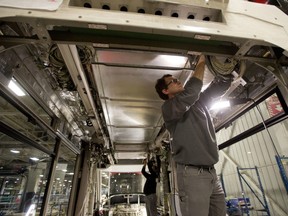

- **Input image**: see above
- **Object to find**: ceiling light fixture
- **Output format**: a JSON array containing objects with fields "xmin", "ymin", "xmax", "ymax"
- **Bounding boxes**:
[
  {"xmin": 8, "ymin": 78, "xmax": 26, "ymax": 96},
  {"xmin": 10, "ymin": 149, "xmax": 20, "ymax": 154}
]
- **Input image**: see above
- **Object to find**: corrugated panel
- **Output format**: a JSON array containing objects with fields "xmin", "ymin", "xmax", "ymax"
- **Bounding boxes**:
[{"xmin": 216, "ymin": 103, "xmax": 288, "ymax": 215}]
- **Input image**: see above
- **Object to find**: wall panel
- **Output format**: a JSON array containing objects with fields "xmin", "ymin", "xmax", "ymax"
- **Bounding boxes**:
[{"xmin": 216, "ymin": 103, "xmax": 288, "ymax": 216}]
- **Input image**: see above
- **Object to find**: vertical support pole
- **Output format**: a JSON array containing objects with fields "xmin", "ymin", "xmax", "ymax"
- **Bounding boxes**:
[
  {"xmin": 74, "ymin": 142, "xmax": 91, "ymax": 215},
  {"xmin": 94, "ymin": 167, "xmax": 102, "ymax": 213},
  {"xmin": 40, "ymin": 137, "xmax": 61, "ymax": 216},
  {"xmin": 18, "ymin": 176, "xmax": 27, "ymax": 212},
  {"xmin": 275, "ymin": 155, "xmax": 288, "ymax": 193},
  {"xmin": 0, "ymin": 177, "xmax": 6, "ymax": 194},
  {"xmin": 162, "ymin": 150, "xmax": 170, "ymax": 215},
  {"xmin": 88, "ymin": 162, "xmax": 96, "ymax": 215},
  {"xmin": 237, "ymin": 167, "xmax": 250, "ymax": 215},
  {"xmin": 67, "ymin": 153, "xmax": 81, "ymax": 216},
  {"xmin": 255, "ymin": 166, "xmax": 271, "ymax": 216}
]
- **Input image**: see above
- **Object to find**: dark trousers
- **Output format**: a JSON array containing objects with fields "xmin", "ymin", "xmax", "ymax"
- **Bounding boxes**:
[{"xmin": 144, "ymin": 193, "xmax": 157, "ymax": 216}]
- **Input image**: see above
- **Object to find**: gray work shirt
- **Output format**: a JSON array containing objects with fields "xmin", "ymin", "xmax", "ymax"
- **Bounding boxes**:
[{"xmin": 162, "ymin": 77, "xmax": 219, "ymax": 166}]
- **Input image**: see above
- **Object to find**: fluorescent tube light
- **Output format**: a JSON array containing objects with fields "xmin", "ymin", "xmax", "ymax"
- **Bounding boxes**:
[
  {"xmin": 10, "ymin": 149, "xmax": 20, "ymax": 153},
  {"xmin": 8, "ymin": 79, "xmax": 26, "ymax": 96}
]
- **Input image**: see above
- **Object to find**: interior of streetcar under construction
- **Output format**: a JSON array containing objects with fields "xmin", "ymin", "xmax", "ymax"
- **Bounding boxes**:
[{"xmin": 0, "ymin": 0, "xmax": 288, "ymax": 215}]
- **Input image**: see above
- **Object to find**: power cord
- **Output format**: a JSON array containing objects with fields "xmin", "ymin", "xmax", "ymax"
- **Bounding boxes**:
[
  {"xmin": 168, "ymin": 134, "xmax": 179, "ymax": 216},
  {"xmin": 252, "ymin": 99, "xmax": 281, "ymax": 158}
]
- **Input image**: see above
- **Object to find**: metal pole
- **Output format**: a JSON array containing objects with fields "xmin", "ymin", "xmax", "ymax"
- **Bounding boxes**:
[
  {"xmin": 67, "ymin": 153, "xmax": 81, "ymax": 216},
  {"xmin": 40, "ymin": 137, "xmax": 61, "ymax": 216},
  {"xmin": 255, "ymin": 166, "xmax": 271, "ymax": 216},
  {"xmin": 236, "ymin": 167, "xmax": 250, "ymax": 216}
]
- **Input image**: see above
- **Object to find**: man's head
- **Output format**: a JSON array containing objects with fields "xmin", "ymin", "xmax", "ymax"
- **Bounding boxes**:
[
  {"xmin": 148, "ymin": 160, "xmax": 158, "ymax": 173},
  {"xmin": 155, "ymin": 74, "xmax": 184, "ymax": 100},
  {"xmin": 148, "ymin": 160, "xmax": 155, "ymax": 167}
]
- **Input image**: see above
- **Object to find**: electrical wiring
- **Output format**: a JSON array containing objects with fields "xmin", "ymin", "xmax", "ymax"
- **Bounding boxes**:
[
  {"xmin": 49, "ymin": 44, "xmax": 65, "ymax": 68},
  {"xmin": 168, "ymin": 133, "xmax": 180, "ymax": 216},
  {"xmin": 253, "ymin": 99, "xmax": 281, "ymax": 158},
  {"xmin": 206, "ymin": 56, "xmax": 239, "ymax": 80},
  {"xmin": 77, "ymin": 45, "xmax": 94, "ymax": 64},
  {"xmin": 48, "ymin": 45, "xmax": 75, "ymax": 90}
]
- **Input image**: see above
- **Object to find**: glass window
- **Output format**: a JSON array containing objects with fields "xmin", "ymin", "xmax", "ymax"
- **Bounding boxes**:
[
  {"xmin": 0, "ymin": 95, "xmax": 55, "ymax": 152},
  {"xmin": 0, "ymin": 131, "xmax": 51, "ymax": 215},
  {"xmin": 264, "ymin": 93, "xmax": 284, "ymax": 118},
  {"xmin": 6, "ymin": 77, "xmax": 53, "ymax": 127},
  {"xmin": 102, "ymin": 172, "xmax": 146, "ymax": 215},
  {"xmin": 46, "ymin": 145, "xmax": 76, "ymax": 215},
  {"xmin": 217, "ymin": 93, "xmax": 285, "ymax": 144},
  {"xmin": 109, "ymin": 172, "xmax": 143, "ymax": 195}
]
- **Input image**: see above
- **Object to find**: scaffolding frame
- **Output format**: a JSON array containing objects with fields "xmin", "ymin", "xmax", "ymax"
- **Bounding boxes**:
[
  {"xmin": 237, "ymin": 166, "xmax": 270, "ymax": 216},
  {"xmin": 275, "ymin": 156, "xmax": 288, "ymax": 193}
]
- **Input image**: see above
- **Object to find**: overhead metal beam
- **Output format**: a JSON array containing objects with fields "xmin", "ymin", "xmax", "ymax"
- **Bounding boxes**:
[
  {"xmin": 0, "ymin": 81, "xmax": 57, "ymax": 139},
  {"xmin": 0, "ymin": 121, "xmax": 53, "ymax": 155},
  {"xmin": 0, "ymin": 0, "xmax": 287, "ymax": 52},
  {"xmin": 48, "ymin": 28, "xmax": 239, "ymax": 56},
  {"xmin": 0, "ymin": 29, "xmax": 238, "ymax": 56},
  {"xmin": 57, "ymin": 44, "xmax": 106, "ymax": 139}
]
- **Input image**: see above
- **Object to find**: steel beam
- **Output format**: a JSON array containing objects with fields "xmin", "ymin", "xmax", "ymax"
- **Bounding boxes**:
[{"xmin": 0, "ymin": 0, "xmax": 288, "ymax": 55}]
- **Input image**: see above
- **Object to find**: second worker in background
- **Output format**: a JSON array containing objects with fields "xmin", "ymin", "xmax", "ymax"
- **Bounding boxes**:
[{"xmin": 141, "ymin": 158, "xmax": 160, "ymax": 216}]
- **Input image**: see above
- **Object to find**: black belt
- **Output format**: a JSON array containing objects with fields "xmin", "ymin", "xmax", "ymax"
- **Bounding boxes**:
[{"xmin": 184, "ymin": 164, "xmax": 214, "ymax": 170}]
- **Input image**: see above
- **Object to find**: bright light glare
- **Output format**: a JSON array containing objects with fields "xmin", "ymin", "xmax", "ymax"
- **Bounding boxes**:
[
  {"xmin": 30, "ymin": 157, "xmax": 39, "ymax": 161},
  {"xmin": 8, "ymin": 79, "xmax": 26, "ymax": 96},
  {"xmin": 10, "ymin": 149, "xmax": 20, "ymax": 154},
  {"xmin": 210, "ymin": 100, "xmax": 230, "ymax": 110},
  {"xmin": 141, "ymin": 207, "xmax": 147, "ymax": 216},
  {"xmin": 156, "ymin": 55, "xmax": 187, "ymax": 67},
  {"xmin": 25, "ymin": 204, "xmax": 36, "ymax": 216}
]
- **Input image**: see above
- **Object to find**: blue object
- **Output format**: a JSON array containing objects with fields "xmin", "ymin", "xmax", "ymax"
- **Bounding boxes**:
[{"xmin": 226, "ymin": 198, "xmax": 251, "ymax": 216}]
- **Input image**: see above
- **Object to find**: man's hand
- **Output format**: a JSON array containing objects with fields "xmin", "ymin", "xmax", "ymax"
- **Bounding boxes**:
[
  {"xmin": 143, "ymin": 158, "xmax": 147, "ymax": 165},
  {"xmin": 198, "ymin": 55, "xmax": 205, "ymax": 64},
  {"xmin": 192, "ymin": 55, "xmax": 205, "ymax": 81}
]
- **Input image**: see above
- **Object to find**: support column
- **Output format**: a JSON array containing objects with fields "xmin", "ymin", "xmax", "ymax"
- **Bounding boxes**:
[
  {"xmin": 95, "ymin": 168, "xmax": 102, "ymax": 211},
  {"xmin": 74, "ymin": 141, "xmax": 91, "ymax": 216},
  {"xmin": 87, "ymin": 162, "xmax": 96, "ymax": 216},
  {"xmin": 40, "ymin": 137, "xmax": 61, "ymax": 216},
  {"xmin": 162, "ymin": 149, "xmax": 171, "ymax": 216},
  {"xmin": 22, "ymin": 167, "xmax": 42, "ymax": 212}
]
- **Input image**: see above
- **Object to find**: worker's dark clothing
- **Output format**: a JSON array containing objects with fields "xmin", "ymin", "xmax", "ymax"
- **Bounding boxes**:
[
  {"xmin": 162, "ymin": 76, "xmax": 230, "ymax": 216},
  {"xmin": 142, "ymin": 162, "xmax": 157, "ymax": 195},
  {"xmin": 142, "ymin": 161, "xmax": 158, "ymax": 216}
]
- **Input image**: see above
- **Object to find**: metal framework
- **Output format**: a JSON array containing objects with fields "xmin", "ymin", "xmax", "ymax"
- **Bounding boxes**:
[
  {"xmin": 237, "ymin": 166, "xmax": 271, "ymax": 216},
  {"xmin": 0, "ymin": 0, "xmax": 288, "ymax": 56},
  {"xmin": 1, "ymin": 1, "xmax": 288, "ymax": 215}
]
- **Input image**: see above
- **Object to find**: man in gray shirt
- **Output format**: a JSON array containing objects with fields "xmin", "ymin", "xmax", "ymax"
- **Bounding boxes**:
[{"xmin": 155, "ymin": 55, "xmax": 230, "ymax": 216}]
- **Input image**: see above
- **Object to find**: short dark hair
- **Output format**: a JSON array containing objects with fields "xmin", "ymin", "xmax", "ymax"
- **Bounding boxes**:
[{"xmin": 155, "ymin": 74, "xmax": 172, "ymax": 100}]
